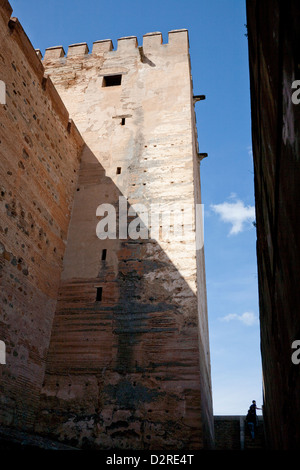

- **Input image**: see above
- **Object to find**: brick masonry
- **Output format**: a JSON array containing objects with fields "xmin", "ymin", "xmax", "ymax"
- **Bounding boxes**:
[{"xmin": 0, "ymin": 1, "xmax": 84, "ymax": 430}]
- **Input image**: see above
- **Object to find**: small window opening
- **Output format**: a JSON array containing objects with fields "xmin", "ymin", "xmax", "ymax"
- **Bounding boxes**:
[
  {"xmin": 116, "ymin": 167, "xmax": 121, "ymax": 175},
  {"xmin": 121, "ymin": 118, "xmax": 126, "ymax": 126},
  {"xmin": 101, "ymin": 249, "xmax": 107, "ymax": 261},
  {"xmin": 96, "ymin": 287, "xmax": 102, "ymax": 301},
  {"xmin": 102, "ymin": 75, "xmax": 122, "ymax": 87}
]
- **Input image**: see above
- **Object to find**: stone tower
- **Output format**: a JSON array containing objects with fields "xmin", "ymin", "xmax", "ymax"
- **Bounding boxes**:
[{"xmin": 1, "ymin": 17, "xmax": 213, "ymax": 448}]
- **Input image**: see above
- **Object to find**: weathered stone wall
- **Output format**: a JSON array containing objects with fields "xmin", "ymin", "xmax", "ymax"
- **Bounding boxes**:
[
  {"xmin": 246, "ymin": 0, "xmax": 300, "ymax": 450},
  {"xmin": 36, "ymin": 31, "xmax": 213, "ymax": 449},
  {"xmin": 0, "ymin": 0, "xmax": 84, "ymax": 430}
]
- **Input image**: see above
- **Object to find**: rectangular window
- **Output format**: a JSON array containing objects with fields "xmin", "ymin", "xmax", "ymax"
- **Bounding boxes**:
[
  {"xmin": 101, "ymin": 249, "xmax": 107, "ymax": 261},
  {"xmin": 96, "ymin": 287, "xmax": 102, "ymax": 301},
  {"xmin": 116, "ymin": 167, "xmax": 121, "ymax": 175},
  {"xmin": 121, "ymin": 118, "xmax": 126, "ymax": 126},
  {"xmin": 102, "ymin": 74, "xmax": 122, "ymax": 87}
]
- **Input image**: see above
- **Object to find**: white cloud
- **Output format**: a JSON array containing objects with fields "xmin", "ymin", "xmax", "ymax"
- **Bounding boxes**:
[
  {"xmin": 210, "ymin": 198, "xmax": 255, "ymax": 235},
  {"xmin": 220, "ymin": 311, "xmax": 258, "ymax": 326}
]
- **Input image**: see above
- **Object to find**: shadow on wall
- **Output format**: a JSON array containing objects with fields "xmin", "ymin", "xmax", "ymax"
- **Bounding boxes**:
[{"xmin": 35, "ymin": 145, "xmax": 213, "ymax": 450}]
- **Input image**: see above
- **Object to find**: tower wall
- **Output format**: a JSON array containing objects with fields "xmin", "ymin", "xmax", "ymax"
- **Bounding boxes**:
[
  {"xmin": 36, "ymin": 30, "xmax": 214, "ymax": 449},
  {"xmin": 0, "ymin": 0, "xmax": 84, "ymax": 430}
]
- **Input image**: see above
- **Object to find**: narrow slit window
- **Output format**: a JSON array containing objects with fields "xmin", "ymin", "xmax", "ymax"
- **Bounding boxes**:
[
  {"xmin": 121, "ymin": 118, "xmax": 126, "ymax": 126},
  {"xmin": 116, "ymin": 167, "xmax": 121, "ymax": 175},
  {"xmin": 101, "ymin": 249, "xmax": 107, "ymax": 261},
  {"xmin": 102, "ymin": 74, "xmax": 122, "ymax": 87},
  {"xmin": 96, "ymin": 287, "xmax": 102, "ymax": 301}
]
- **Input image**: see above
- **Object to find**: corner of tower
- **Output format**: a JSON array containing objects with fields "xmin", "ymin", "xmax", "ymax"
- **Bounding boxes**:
[
  {"xmin": 142, "ymin": 28, "xmax": 189, "ymax": 54},
  {"xmin": 168, "ymin": 29, "xmax": 189, "ymax": 52}
]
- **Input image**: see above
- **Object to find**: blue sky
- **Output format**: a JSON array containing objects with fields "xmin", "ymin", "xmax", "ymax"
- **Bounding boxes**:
[{"xmin": 9, "ymin": 0, "xmax": 263, "ymax": 416}]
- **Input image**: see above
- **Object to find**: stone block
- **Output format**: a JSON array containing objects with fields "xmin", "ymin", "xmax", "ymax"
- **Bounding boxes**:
[
  {"xmin": 67, "ymin": 42, "xmax": 89, "ymax": 58},
  {"xmin": 92, "ymin": 39, "xmax": 113, "ymax": 54},
  {"xmin": 44, "ymin": 46, "xmax": 65, "ymax": 61}
]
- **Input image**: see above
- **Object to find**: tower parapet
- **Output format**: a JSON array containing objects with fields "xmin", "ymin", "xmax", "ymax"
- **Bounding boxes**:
[{"xmin": 42, "ymin": 29, "xmax": 189, "ymax": 62}]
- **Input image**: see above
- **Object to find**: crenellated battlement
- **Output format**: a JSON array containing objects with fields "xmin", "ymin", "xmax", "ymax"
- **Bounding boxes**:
[{"xmin": 42, "ymin": 29, "xmax": 189, "ymax": 62}]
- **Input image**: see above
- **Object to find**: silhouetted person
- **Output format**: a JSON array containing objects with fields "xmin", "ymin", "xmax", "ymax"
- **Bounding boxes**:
[{"xmin": 246, "ymin": 400, "xmax": 261, "ymax": 440}]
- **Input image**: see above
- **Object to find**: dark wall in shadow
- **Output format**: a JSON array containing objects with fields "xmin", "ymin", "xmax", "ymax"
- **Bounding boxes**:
[{"xmin": 246, "ymin": 0, "xmax": 300, "ymax": 450}]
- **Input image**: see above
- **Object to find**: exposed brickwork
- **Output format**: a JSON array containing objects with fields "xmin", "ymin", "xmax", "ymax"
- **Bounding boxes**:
[{"xmin": 0, "ymin": 1, "xmax": 84, "ymax": 430}]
